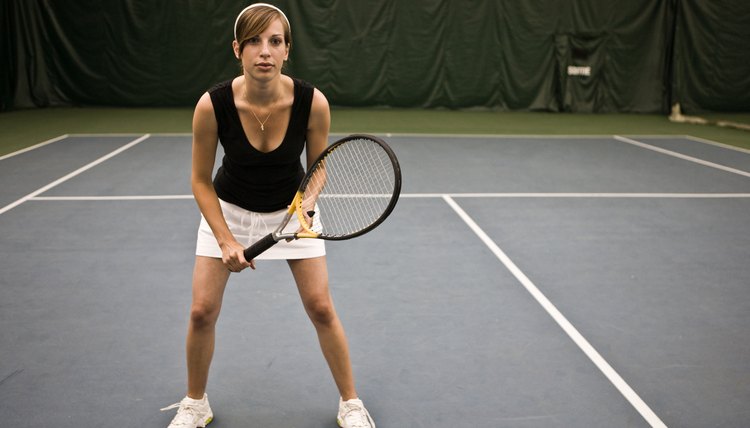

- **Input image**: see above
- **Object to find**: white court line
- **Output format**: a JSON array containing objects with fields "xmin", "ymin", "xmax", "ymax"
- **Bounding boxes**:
[
  {"xmin": 66, "ymin": 133, "xmax": 193, "ymax": 137},
  {"xmin": 614, "ymin": 135, "xmax": 750, "ymax": 178},
  {"xmin": 442, "ymin": 195, "xmax": 668, "ymax": 428},
  {"xmin": 25, "ymin": 192, "xmax": 750, "ymax": 202},
  {"xmin": 31, "ymin": 195, "xmax": 193, "ymax": 201},
  {"xmin": 404, "ymin": 193, "xmax": 750, "ymax": 199},
  {"xmin": 684, "ymin": 135, "xmax": 750, "ymax": 155},
  {"xmin": 0, "ymin": 134, "xmax": 151, "ymax": 215},
  {"xmin": 375, "ymin": 133, "xmax": 718, "ymax": 139},
  {"xmin": 0, "ymin": 134, "xmax": 69, "ymax": 161},
  {"xmin": 58, "ymin": 132, "xmax": 687, "ymax": 140}
]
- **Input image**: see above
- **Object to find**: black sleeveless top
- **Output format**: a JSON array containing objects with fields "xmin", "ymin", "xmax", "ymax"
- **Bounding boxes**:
[{"xmin": 208, "ymin": 78, "xmax": 314, "ymax": 212}]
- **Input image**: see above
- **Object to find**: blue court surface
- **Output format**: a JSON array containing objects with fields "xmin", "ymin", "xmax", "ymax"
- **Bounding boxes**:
[{"xmin": 1, "ymin": 134, "xmax": 749, "ymax": 427}]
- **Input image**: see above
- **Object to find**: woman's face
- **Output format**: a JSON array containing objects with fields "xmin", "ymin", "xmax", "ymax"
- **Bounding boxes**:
[{"xmin": 234, "ymin": 18, "xmax": 289, "ymax": 80}]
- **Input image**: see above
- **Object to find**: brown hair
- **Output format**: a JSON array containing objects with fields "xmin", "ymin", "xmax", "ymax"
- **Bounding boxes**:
[{"xmin": 234, "ymin": 5, "xmax": 292, "ymax": 54}]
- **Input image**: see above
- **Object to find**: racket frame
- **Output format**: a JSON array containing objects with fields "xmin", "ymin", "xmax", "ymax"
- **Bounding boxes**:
[{"xmin": 243, "ymin": 134, "xmax": 401, "ymax": 260}]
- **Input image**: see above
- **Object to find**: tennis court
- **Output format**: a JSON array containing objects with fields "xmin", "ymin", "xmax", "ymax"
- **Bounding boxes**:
[{"xmin": 1, "ymin": 132, "xmax": 748, "ymax": 427}]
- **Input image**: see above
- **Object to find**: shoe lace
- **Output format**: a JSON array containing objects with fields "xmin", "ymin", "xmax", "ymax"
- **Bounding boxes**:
[
  {"xmin": 160, "ymin": 401, "xmax": 200, "ymax": 426},
  {"xmin": 341, "ymin": 402, "xmax": 372, "ymax": 428}
]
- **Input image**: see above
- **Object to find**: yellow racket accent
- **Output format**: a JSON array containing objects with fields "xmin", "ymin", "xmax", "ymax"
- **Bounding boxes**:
[{"xmin": 292, "ymin": 191, "xmax": 319, "ymax": 239}]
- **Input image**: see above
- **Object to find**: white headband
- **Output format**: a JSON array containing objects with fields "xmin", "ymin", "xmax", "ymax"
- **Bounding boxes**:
[{"xmin": 233, "ymin": 3, "xmax": 291, "ymax": 40}]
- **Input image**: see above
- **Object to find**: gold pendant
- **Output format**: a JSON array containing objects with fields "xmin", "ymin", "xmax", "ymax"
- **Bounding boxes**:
[{"xmin": 261, "ymin": 124, "xmax": 265, "ymax": 131}]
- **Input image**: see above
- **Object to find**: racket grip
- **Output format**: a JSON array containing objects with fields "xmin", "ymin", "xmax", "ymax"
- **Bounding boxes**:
[{"xmin": 243, "ymin": 233, "xmax": 278, "ymax": 261}]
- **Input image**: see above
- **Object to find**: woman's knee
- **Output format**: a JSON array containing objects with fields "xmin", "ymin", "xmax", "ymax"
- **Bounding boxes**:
[
  {"xmin": 305, "ymin": 297, "xmax": 337, "ymax": 327},
  {"xmin": 190, "ymin": 302, "xmax": 220, "ymax": 329}
]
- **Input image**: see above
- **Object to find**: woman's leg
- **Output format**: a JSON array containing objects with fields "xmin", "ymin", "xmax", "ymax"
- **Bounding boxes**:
[
  {"xmin": 186, "ymin": 256, "xmax": 231, "ymax": 399},
  {"xmin": 288, "ymin": 256, "xmax": 358, "ymax": 400}
]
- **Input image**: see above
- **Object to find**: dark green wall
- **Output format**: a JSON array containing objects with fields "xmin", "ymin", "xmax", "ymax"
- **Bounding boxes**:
[{"xmin": 2, "ymin": 1, "xmax": 748, "ymax": 112}]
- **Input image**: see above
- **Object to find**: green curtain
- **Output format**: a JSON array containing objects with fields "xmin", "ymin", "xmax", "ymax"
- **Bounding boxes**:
[
  {"xmin": 671, "ymin": 0, "xmax": 750, "ymax": 112},
  {"xmin": 2, "ymin": 0, "xmax": 748, "ymax": 112}
]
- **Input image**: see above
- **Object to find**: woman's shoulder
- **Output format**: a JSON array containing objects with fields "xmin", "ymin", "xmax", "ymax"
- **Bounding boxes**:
[
  {"xmin": 290, "ymin": 76, "xmax": 313, "ymax": 89},
  {"xmin": 207, "ymin": 78, "xmax": 237, "ymax": 95}
]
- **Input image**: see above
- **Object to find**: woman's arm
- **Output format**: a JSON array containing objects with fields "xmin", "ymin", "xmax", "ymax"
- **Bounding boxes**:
[
  {"xmin": 305, "ymin": 88, "xmax": 331, "ymax": 167},
  {"xmin": 191, "ymin": 92, "xmax": 254, "ymax": 270}
]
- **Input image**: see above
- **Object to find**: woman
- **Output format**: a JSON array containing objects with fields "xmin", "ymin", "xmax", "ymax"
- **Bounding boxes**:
[{"xmin": 162, "ymin": 4, "xmax": 375, "ymax": 428}]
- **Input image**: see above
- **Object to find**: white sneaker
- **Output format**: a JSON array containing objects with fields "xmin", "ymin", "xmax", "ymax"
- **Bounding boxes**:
[
  {"xmin": 337, "ymin": 397, "xmax": 376, "ymax": 428},
  {"xmin": 161, "ymin": 394, "xmax": 214, "ymax": 428}
]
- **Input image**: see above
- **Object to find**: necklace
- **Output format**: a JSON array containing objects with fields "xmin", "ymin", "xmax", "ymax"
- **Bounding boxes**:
[{"xmin": 249, "ymin": 107, "xmax": 272, "ymax": 131}]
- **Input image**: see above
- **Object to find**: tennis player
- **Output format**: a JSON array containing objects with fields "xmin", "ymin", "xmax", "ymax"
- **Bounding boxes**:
[{"xmin": 161, "ymin": 4, "xmax": 375, "ymax": 428}]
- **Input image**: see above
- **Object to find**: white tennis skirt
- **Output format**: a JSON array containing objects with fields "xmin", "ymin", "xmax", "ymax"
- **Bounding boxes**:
[{"xmin": 195, "ymin": 199, "xmax": 325, "ymax": 260}]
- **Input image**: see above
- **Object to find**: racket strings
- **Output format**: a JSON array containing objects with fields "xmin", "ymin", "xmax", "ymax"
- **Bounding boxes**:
[
  {"xmin": 309, "ymin": 138, "xmax": 397, "ymax": 237},
  {"xmin": 330, "ymin": 142, "xmax": 387, "ymax": 219}
]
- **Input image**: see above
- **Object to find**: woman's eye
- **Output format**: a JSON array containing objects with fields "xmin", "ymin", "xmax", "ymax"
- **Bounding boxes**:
[{"xmin": 270, "ymin": 38, "xmax": 283, "ymax": 46}]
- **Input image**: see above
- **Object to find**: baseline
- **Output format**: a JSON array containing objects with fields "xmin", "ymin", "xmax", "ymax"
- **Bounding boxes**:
[{"xmin": 25, "ymin": 192, "xmax": 750, "ymax": 202}]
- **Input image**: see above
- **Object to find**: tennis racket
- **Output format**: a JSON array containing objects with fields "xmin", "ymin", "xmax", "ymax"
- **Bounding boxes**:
[{"xmin": 243, "ymin": 134, "xmax": 402, "ymax": 261}]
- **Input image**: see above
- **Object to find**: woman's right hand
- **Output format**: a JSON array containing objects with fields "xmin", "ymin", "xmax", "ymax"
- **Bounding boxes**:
[{"xmin": 220, "ymin": 239, "xmax": 255, "ymax": 272}]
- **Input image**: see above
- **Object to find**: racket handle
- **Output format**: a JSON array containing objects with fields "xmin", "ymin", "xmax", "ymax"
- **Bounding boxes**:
[{"xmin": 243, "ymin": 233, "xmax": 278, "ymax": 261}]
